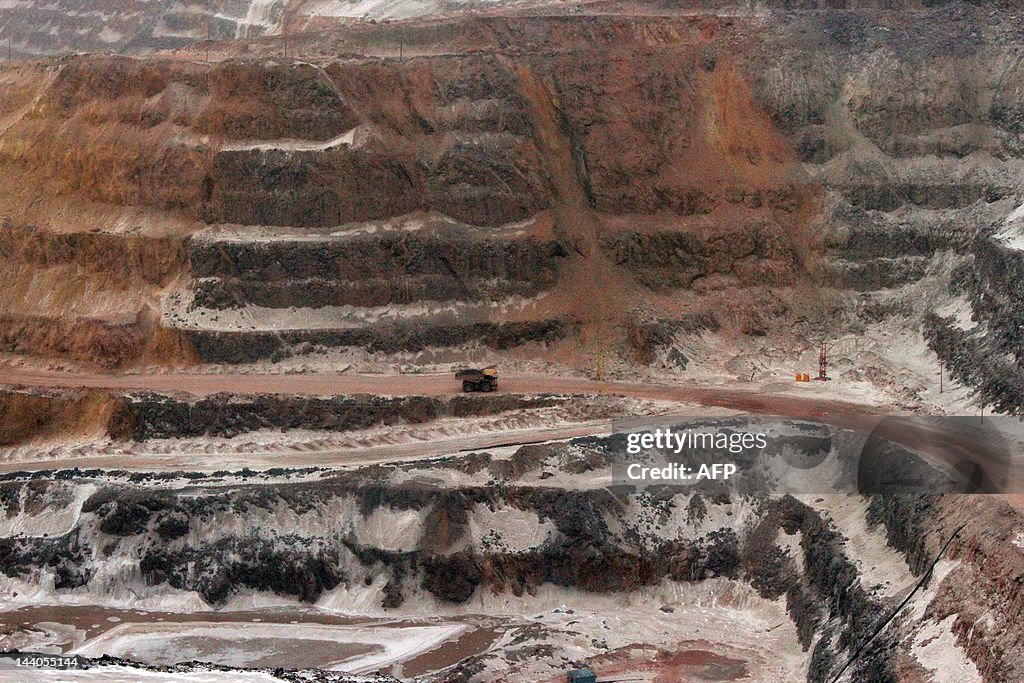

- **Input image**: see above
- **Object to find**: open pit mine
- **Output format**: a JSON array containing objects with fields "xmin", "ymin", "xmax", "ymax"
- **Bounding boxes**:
[{"xmin": 2, "ymin": 1, "xmax": 1024, "ymax": 682}]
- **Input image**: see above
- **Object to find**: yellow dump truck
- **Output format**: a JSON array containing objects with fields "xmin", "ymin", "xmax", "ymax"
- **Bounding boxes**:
[{"xmin": 455, "ymin": 366, "xmax": 498, "ymax": 392}]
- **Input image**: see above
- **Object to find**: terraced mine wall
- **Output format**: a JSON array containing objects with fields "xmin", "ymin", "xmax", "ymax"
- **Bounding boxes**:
[
  {"xmin": 205, "ymin": 142, "xmax": 549, "ymax": 229},
  {"xmin": 0, "ymin": 314, "xmax": 152, "ymax": 369},
  {"xmin": 0, "ymin": 59, "xmax": 360, "ymax": 219},
  {"xmin": 924, "ymin": 234, "xmax": 1024, "ymax": 413},
  {"xmin": 0, "ymin": 57, "xmax": 357, "ymax": 222},
  {"xmin": 835, "ymin": 185, "xmax": 1009, "ymax": 213},
  {"xmin": 599, "ymin": 222, "xmax": 800, "ymax": 289},
  {"xmin": 185, "ymin": 318, "xmax": 575, "ymax": 364},
  {"xmin": 124, "ymin": 391, "xmax": 563, "ymax": 440},
  {"xmin": 0, "ymin": 389, "xmax": 132, "ymax": 446},
  {"xmin": 738, "ymin": 3, "xmax": 1024, "ymax": 299},
  {"xmin": 961, "ymin": 235, "xmax": 1024, "ymax": 364},
  {"xmin": 0, "ymin": 219, "xmax": 194, "ymax": 367},
  {"xmin": 867, "ymin": 493, "xmax": 1024, "ymax": 683},
  {"xmin": 2, "ymin": 429, "xmax": 1012, "ymax": 680},
  {"xmin": 0, "ymin": 223, "xmax": 187, "ymax": 286},
  {"xmin": 924, "ymin": 315, "xmax": 1024, "ymax": 414},
  {"xmin": 189, "ymin": 231, "xmax": 568, "ymax": 309},
  {"xmin": 0, "ymin": 478, "xmax": 890, "ymax": 677},
  {"xmin": 7, "ymin": 1, "xmax": 1024, "ymax": 58},
  {"xmin": 0, "ymin": 389, "xmax": 565, "ymax": 444},
  {"xmin": 2, "ymin": 7, "xmax": 1024, "ymax": 391}
]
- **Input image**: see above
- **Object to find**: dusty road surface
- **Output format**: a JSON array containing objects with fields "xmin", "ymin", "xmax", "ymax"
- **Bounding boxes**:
[
  {"xmin": 0, "ymin": 366, "xmax": 914, "ymax": 474},
  {"xmin": 4, "ymin": 371, "xmax": 1012, "ymax": 492},
  {"xmin": 0, "ymin": 367, "xmax": 886, "ymax": 421}
]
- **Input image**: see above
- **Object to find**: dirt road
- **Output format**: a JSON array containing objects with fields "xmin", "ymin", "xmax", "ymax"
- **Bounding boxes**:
[
  {"xmin": 4, "ymin": 367, "xmax": 1020, "ymax": 500},
  {"xmin": 0, "ymin": 366, "xmax": 887, "ymax": 423}
]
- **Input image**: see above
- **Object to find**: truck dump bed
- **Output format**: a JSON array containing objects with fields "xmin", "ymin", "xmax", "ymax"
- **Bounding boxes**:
[{"xmin": 455, "ymin": 366, "xmax": 498, "ymax": 392}]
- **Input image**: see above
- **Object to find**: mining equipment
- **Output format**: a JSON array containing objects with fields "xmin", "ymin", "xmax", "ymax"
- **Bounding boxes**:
[
  {"xmin": 815, "ymin": 340, "xmax": 832, "ymax": 381},
  {"xmin": 456, "ymin": 366, "xmax": 498, "ymax": 392},
  {"xmin": 565, "ymin": 668, "xmax": 641, "ymax": 683}
]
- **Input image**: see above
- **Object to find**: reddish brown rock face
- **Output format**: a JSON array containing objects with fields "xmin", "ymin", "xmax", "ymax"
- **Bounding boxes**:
[
  {"xmin": 0, "ymin": 16, "xmax": 821, "ymax": 370},
  {"xmin": 0, "ymin": 7, "xmax": 1021, "ymax": 389}
]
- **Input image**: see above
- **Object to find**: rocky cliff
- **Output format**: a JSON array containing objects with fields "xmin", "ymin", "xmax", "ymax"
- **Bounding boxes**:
[
  {"xmin": 1, "ymin": 6, "xmax": 1022, "ymax": 394},
  {"xmin": 0, "ymin": 420, "xmax": 1012, "ymax": 681}
]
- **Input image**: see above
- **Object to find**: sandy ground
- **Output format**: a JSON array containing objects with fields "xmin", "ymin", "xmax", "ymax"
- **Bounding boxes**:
[{"xmin": 0, "ymin": 604, "xmax": 499, "ymax": 678}]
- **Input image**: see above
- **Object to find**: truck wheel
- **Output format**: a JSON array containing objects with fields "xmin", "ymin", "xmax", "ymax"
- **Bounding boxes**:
[{"xmin": 462, "ymin": 380, "xmax": 474, "ymax": 392}]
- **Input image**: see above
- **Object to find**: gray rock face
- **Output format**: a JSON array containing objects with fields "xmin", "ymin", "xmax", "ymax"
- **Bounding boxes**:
[
  {"xmin": 125, "ymin": 391, "xmax": 564, "ymax": 439},
  {"xmin": 186, "ymin": 317, "xmax": 574, "ymax": 363},
  {"xmin": 190, "ymin": 227, "xmax": 567, "ymax": 309},
  {"xmin": 2, "ymin": 419, "xmax": 1015, "ymax": 681}
]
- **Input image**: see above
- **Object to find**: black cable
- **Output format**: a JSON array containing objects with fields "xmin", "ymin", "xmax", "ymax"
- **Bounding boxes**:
[{"xmin": 829, "ymin": 522, "xmax": 968, "ymax": 683}]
